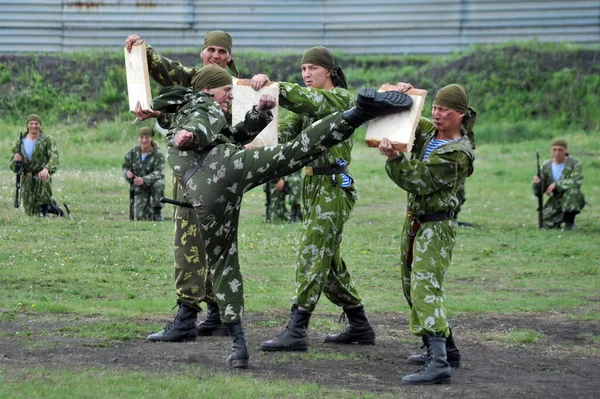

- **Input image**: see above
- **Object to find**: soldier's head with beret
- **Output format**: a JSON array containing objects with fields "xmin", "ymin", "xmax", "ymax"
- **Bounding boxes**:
[
  {"xmin": 201, "ymin": 30, "xmax": 238, "ymax": 77},
  {"xmin": 300, "ymin": 46, "xmax": 348, "ymax": 90},
  {"xmin": 551, "ymin": 138, "xmax": 568, "ymax": 163},
  {"xmin": 26, "ymin": 114, "xmax": 42, "ymax": 137},
  {"xmin": 192, "ymin": 64, "xmax": 234, "ymax": 112}
]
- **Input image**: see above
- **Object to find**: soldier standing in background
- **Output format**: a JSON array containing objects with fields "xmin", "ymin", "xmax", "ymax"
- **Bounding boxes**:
[
  {"xmin": 122, "ymin": 127, "xmax": 165, "ymax": 221},
  {"xmin": 533, "ymin": 138, "xmax": 585, "ymax": 230},
  {"xmin": 10, "ymin": 114, "xmax": 63, "ymax": 217},
  {"xmin": 125, "ymin": 30, "xmax": 238, "ymax": 337},
  {"xmin": 268, "ymin": 171, "xmax": 303, "ymax": 223}
]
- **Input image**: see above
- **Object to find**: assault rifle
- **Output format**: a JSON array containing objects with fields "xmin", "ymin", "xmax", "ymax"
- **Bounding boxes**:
[
  {"xmin": 129, "ymin": 178, "xmax": 135, "ymax": 221},
  {"xmin": 13, "ymin": 132, "xmax": 24, "ymax": 208},
  {"xmin": 535, "ymin": 150, "xmax": 544, "ymax": 229},
  {"xmin": 263, "ymin": 181, "xmax": 271, "ymax": 223}
]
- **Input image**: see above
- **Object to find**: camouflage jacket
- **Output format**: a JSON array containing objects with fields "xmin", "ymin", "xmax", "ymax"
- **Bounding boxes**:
[
  {"xmin": 151, "ymin": 86, "xmax": 272, "ymax": 179},
  {"xmin": 277, "ymin": 82, "xmax": 355, "ymax": 168},
  {"xmin": 122, "ymin": 143, "xmax": 165, "ymax": 186},
  {"xmin": 533, "ymin": 155, "xmax": 583, "ymax": 196},
  {"xmin": 385, "ymin": 118, "xmax": 475, "ymax": 214},
  {"xmin": 10, "ymin": 132, "xmax": 59, "ymax": 175}
]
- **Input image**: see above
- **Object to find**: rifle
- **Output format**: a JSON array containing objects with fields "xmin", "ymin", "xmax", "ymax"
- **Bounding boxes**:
[
  {"xmin": 13, "ymin": 132, "xmax": 24, "ymax": 208},
  {"xmin": 160, "ymin": 196, "xmax": 193, "ymax": 208},
  {"xmin": 535, "ymin": 150, "xmax": 544, "ymax": 229},
  {"xmin": 129, "ymin": 177, "xmax": 135, "ymax": 221},
  {"xmin": 263, "ymin": 181, "xmax": 271, "ymax": 223}
]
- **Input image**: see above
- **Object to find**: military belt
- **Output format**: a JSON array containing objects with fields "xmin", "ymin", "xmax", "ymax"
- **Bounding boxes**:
[
  {"xmin": 406, "ymin": 210, "xmax": 455, "ymax": 223},
  {"xmin": 305, "ymin": 165, "xmax": 348, "ymax": 176}
]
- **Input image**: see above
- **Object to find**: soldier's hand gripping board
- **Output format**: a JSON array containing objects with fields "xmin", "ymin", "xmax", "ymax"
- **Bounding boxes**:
[{"xmin": 365, "ymin": 84, "xmax": 427, "ymax": 152}]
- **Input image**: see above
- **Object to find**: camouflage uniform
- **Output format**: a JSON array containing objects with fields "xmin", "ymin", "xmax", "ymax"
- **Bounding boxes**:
[
  {"xmin": 153, "ymin": 86, "xmax": 357, "ymax": 323},
  {"xmin": 277, "ymin": 82, "xmax": 363, "ymax": 312},
  {"xmin": 269, "ymin": 171, "xmax": 302, "ymax": 223},
  {"xmin": 385, "ymin": 118, "xmax": 474, "ymax": 337},
  {"xmin": 9, "ymin": 132, "xmax": 59, "ymax": 216},
  {"xmin": 122, "ymin": 143, "xmax": 165, "ymax": 221},
  {"xmin": 145, "ymin": 47, "xmax": 230, "ymax": 310},
  {"xmin": 533, "ymin": 156, "xmax": 585, "ymax": 228}
]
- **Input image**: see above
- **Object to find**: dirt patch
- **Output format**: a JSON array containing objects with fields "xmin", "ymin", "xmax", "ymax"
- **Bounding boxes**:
[{"xmin": 1, "ymin": 311, "xmax": 598, "ymax": 398}]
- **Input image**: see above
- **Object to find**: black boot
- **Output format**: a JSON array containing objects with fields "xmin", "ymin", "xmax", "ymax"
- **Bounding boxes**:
[
  {"xmin": 324, "ymin": 303, "xmax": 376, "ymax": 345},
  {"xmin": 407, "ymin": 330, "xmax": 461, "ymax": 368},
  {"xmin": 563, "ymin": 212, "xmax": 576, "ymax": 231},
  {"xmin": 260, "ymin": 305, "xmax": 311, "ymax": 352},
  {"xmin": 226, "ymin": 321, "xmax": 249, "ymax": 369},
  {"xmin": 290, "ymin": 203, "xmax": 302, "ymax": 223},
  {"xmin": 146, "ymin": 302, "xmax": 198, "ymax": 342},
  {"xmin": 402, "ymin": 336, "xmax": 452, "ymax": 385},
  {"xmin": 342, "ymin": 87, "xmax": 413, "ymax": 128},
  {"xmin": 197, "ymin": 301, "xmax": 230, "ymax": 336},
  {"xmin": 152, "ymin": 211, "xmax": 164, "ymax": 221}
]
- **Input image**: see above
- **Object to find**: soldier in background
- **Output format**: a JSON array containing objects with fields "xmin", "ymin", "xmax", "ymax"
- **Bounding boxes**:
[
  {"xmin": 269, "ymin": 171, "xmax": 303, "ymax": 223},
  {"xmin": 533, "ymin": 138, "xmax": 585, "ymax": 230},
  {"xmin": 10, "ymin": 114, "xmax": 63, "ymax": 217},
  {"xmin": 125, "ymin": 30, "xmax": 238, "ymax": 337},
  {"xmin": 122, "ymin": 127, "xmax": 165, "ymax": 221}
]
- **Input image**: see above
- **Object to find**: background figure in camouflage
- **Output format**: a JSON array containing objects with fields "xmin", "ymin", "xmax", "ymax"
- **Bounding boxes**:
[
  {"xmin": 150, "ymin": 64, "xmax": 412, "ymax": 368},
  {"xmin": 379, "ymin": 83, "xmax": 476, "ymax": 385},
  {"xmin": 269, "ymin": 171, "xmax": 303, "ymax": 223},
  {"xmin": 533, "ymin": 138, "xmax": 585, "ymax": 230},
  {"xmin": 125, "ymin": 31, "xmax": 237, "ymax": 336},
  {"xmin": 9, "ymin": 114, "xmax": 62, "ymax": 217},
  {"xmin": 251, "ymin": 47, "xmax": 379, "ymax": 352},
  {"xmin": 122, "ymin": 127, "xmax": 165, "ymax": 221}
]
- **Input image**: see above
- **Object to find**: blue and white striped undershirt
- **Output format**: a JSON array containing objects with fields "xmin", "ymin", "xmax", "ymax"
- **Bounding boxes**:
[
  {"xmin": 336, "ymin": 158, "xmax": 352, "ymax": 187},
  {"xmin": 422, "ymin": 138, "xmax": 458, "ymax": 160}
]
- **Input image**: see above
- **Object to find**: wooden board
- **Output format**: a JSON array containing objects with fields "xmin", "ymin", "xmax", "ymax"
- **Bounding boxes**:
[
  {"xmin": 124, "ymin": 41, "xmax": 152, "ymax": 112},
  {"xmin": 232, "ymin": 78, "xmax": 279, "ymax": 147},
  {"xmin": 364, "ymin": 85, "xmax": 427, "ymax": 152}
]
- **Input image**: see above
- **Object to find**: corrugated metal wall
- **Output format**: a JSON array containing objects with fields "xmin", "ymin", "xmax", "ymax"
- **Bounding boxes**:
[{"xmin": 0, "ymin": 0, "xmax": 598, "ymax": 54}]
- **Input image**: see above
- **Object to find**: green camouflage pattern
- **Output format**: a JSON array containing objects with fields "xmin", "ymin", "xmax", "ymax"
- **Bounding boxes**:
[
  {"xmin": 385, "ymin": 118, "xmax": 475, "ymax": 337},
  {"xmin": 175, "ymin": 95, "xmax": 355, "ymax": 322},
  {"xmin": 533, "ymin": 156, "xmax": 585, "ymax": 228},
  {"xmin": 276, "ymin": 82, "xmax": 362, "ymax": 312},
  {"xmin": 122, "ymin": 143, "xmax": 166, "ymax": 220},
  {"xmin": 10, "ymin": 132, "xmax": 59, "ymax": 216},
  {"xmin": 269, "ymin": 171, "xmax": 302, "ymax": 223}
]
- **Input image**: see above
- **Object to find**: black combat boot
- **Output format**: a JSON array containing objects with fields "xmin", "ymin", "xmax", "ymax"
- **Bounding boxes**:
[
  {"xmin": 290, "ymin": 202, "xmax": 302, "ymax": 223},
  {"xmin": 226, "ymin": 321, "xmax": 249, "ymax": 369},
  {"xmin": 402, "ymin": 336, "xmax": 452, "ymax": 385},
  {"xmin": 407, "ymin": 329, "xmax": 461, "ymax": 368},
  {"xmin": 146, "ymin": 302, "xmax": 198, "ymax": 342},
  {"xmin": 563, "ymin": 212, "xmax": 576, "ymax": 231},
  {"xmin": 197, "ymin": 301, "xmax": 230, "ymax": 336},
  {"xmin": 342, "ymin": 87, "xmax": 413, "ymax": 128},
  {"xmin": 152, "ymin": 210, "xmax": 164, "ymax": 222},
  {"xmin": 324, "ymin": 303, "xmax": 376, "ymax": 345},
  {"xmin": 260, "ymin": 305, "xmax": 311, "ymax": 352}
]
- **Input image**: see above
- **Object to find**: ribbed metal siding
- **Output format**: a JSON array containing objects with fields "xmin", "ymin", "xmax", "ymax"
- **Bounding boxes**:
[{"xmin": 0, "ymin": 0, "xmax": 598, "ymax": 54}]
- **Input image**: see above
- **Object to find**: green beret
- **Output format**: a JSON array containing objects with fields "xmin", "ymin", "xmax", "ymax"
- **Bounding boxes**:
[
  {"xmin": 551, "ymin": 138, "xmax": 568, "ymax": 148},
  {"xmin": 138, "ymin": 127, "xmax": 154, "ymax": 137},
  {"xmin": 191, "ymin": 64, "xmax": 233, "ymax": 91},
  {"xmin": 204, "ymin": 30, "xmax": 232, "ymax": 53},
  {"xmin": 300, "ymin": 46, "xmax": 348, "ymax": 89},
  {"xmin": 433, "ymin": 84, "xmax": 469, "ymax": 114},
  {"xmin": 27, "ymin": 114, "xmax": 41, "ymax": 123}
]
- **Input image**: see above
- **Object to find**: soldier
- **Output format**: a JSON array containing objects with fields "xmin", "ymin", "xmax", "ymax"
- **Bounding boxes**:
[
  {"xmin": 379, "ymin": 83, "xmax": 476, "ymax": 385},
  {"xmin": 122, "ymin": 127, "xmax": 166, "ymax": 221},
  {"xmin": 268, "ymin": 171, "xmax": 303, "ymax": 223},
  {"xmin": 125, "ymin": 30, "xmax": 238, "ymax": 337},
  {"xmin": 251, "ymin": 46, "xmax": 378, "ymax": 352},
  {"xmin": 533, "ymin": 138, "xmax": 585, "ymax": 230},
  {"xmin": 10, "ymin": 114, "xmax": 63, "ymax": 217},
  {"xmin": 148, "ymin": 64, "xmax": 412, "ymax": 368}
]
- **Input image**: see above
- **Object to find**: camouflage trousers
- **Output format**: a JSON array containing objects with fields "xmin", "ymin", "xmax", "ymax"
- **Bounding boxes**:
[
  {"xmin": 171, "ymin": 178, "xmax": 215, "ymax": 312},
  {"xmin": 292, "ymin": 174, "xmax": 362, "ymax": 312},
  {"xmin": 184, "ymin": 113, "xmax": 355, "ymax": 323},
  {"xmin": 543, "ymin": 188, "xmax": 586, "ymax": 228},
  {"xmin": 400, "ymin": 217, "xmax": 457, "ymax": 337},
  {"xmin": 270, "ymin": 170, "xmax": 302, "ymax": 223},
  {"xmin": 21, "ymin": 174, "xmax": 54, "ymax": 216},
  {"xmin": 131, "ymin": 180, "xmax": 165, "ymax": 220}
]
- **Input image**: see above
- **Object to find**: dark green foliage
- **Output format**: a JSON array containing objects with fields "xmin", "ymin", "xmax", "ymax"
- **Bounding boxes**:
[{"xmin": 0, "ymin": 41, "xmax": 598, "ymax": 143}]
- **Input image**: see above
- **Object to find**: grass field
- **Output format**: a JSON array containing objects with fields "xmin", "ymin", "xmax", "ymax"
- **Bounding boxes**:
[{"xmin": 0, "ymin": 118, "xmax": 598, "ymax": 397}]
